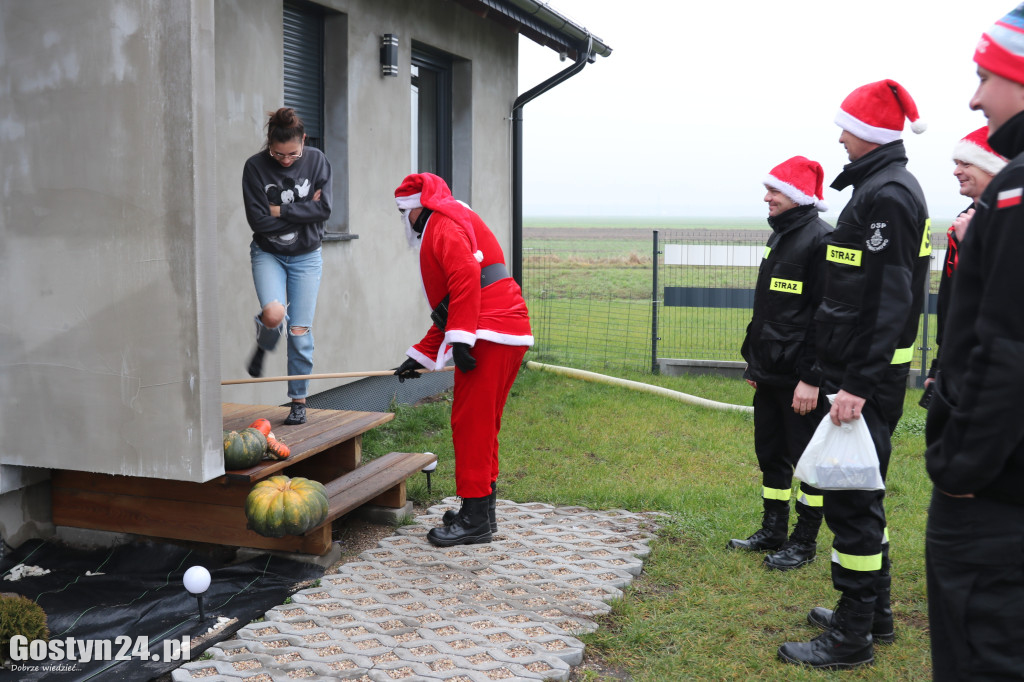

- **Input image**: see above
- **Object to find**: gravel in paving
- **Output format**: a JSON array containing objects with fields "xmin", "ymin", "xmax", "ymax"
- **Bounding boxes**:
[{"xmin": 172, "ymin": 499, "xmax": 659, "ymax": 682}]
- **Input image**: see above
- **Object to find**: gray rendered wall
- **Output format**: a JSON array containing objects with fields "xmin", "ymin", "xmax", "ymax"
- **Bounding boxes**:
[
  {"xmin": 0, "ymin": 0, "xmax": 222, "ymax": 482},
  {"xmin": 216, "ymin": 0, "xmax": 518, "ymax": 408}
]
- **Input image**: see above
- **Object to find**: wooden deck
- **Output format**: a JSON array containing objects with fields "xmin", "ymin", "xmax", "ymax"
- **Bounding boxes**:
[{"xmin": 51, "ymin": 403, "xmax": 435, "ymax": 555}]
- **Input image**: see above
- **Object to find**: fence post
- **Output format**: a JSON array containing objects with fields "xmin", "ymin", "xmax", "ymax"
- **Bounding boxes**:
[
  {"xmin": 651, "ymin": 230, "xmax": 659, "ymax": 374},
  {"xmin": 919, "ymin": 248, "xmax": 933, "ymax": 388}
]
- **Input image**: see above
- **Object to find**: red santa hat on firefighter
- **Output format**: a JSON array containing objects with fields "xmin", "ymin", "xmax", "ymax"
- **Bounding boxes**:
[
  {"xmin": 835, "ymin": 79, "xmax": 927, "ymax": 144},
  {"xmin": 952, "ymin": 126, "xmax": 1008, "ymax": 176},
  {"xmin": 394, "ymin": 173, "xmax": 483, "ymax": 262},
  {"xmin": 763, "ymin": 156, "xmax": 828, "ymax": 212}
]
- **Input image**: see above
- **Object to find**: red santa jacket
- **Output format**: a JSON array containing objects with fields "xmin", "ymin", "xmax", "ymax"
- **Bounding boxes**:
[{"xmin": 407, "ymin": 209, "xmax": 533, "ymax": 369}]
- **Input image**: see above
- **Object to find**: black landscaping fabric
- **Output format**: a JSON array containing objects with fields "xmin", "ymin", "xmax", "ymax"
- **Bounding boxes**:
[{"xmin": 0, "ymin": 539, "xmax": 322, "ymax": 681}]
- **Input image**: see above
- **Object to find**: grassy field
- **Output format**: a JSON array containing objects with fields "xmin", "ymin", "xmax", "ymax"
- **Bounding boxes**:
[
  {"xmin": 525, "ymin": 216, "xmax": 770, "ymax": 230},
  {"xmin": 363, "ymin": 362, "xmax": 934, "ymax": 681}
]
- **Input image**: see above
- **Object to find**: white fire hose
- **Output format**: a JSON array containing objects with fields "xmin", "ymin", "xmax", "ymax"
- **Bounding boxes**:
[{"xmin": 525, "ymin": 361, "xmax": 754, "ymax": 414}]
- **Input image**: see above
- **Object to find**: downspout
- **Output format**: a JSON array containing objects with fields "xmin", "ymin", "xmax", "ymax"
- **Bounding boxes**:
[{"xmin": 511, "ymin": 35, "xmax": 593, "ymax": 285}]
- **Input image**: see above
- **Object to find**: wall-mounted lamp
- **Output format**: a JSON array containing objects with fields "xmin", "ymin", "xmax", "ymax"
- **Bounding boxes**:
[{"xmin": 380, "ymin": 34, "xmax": 399, "ymax": 77}]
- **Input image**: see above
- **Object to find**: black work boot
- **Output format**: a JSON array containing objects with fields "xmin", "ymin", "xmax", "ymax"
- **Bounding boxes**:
[
  {"xmin": 443, "ymin": 481, "xmax": 498, "ymax": 533},
  {"xmin": 764, "ymin": 505, "xmax": 821, "ymax": 571},
  {"xmin": 778, "ymin": 597, "xmax": 875, "ymax": 669},
  {"xmin": 808, "ymin": 575, "xmax": 895, "ymax": 644},
  {"xmin": 428, "ymin": 496, "xmax": 492, "ymax": 547},
  {"xmin": 727, "ymin": 505, "xmax": 788, "ymax": 551}
]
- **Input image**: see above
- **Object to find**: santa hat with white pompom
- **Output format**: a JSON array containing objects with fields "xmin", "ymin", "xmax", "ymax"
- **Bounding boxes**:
[
  {"xmin": 835, "ymin": 79, "xmax": 927, "ymax": 144},
  {"xmin": 764, "ymin": 156, "xmax": 829, "ymax": 212},
  {"xmin": 394, "ymin": 172, "xmax": 484, "ymax": 262}
]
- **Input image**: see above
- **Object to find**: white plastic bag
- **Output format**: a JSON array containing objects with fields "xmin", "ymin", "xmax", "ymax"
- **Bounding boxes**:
[{"xmin": 794, "ymin": 395, "xmax": 885, "ymax": 491}]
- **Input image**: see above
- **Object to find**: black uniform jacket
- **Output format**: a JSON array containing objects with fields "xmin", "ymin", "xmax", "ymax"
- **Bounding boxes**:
[
  {"xmin": 927, "ymin": 204, "xmax": 973, "ymax": 380},
  {"xmin": 926, "ymin": 109, "xmax": 1024, "ymax": 505},
  {"xmin": 742, "ymin": 204, "xmax": 833, "ymax": 388},
  {"xmin": 812, "ymin": 140, "xmax": 930, "ymax": 400}
]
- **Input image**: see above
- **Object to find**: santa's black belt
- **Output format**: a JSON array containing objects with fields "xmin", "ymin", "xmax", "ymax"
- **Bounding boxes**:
[{"xmin": 430, "ymin": 263, "xmax": 511, "ymax": 331}]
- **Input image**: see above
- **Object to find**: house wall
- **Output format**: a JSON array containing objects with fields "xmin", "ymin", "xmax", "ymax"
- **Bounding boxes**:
[
  {"xmin": 0, "ymin": 0, "xmax": 222, "ymax": 483},
  {"xmin": 216, "ymin": 0, "xmax": 518, "ymax": 408},
  {"xmin": 0, "ymin": 0, "xmax": 518, "ymax": 540}
]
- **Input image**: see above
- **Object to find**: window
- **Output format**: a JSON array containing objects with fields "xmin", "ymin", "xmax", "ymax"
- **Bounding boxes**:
[
  {"xmin": 283, "ymin": 1, "xmax": 351, "ymax": 238},
  {"xmin": 411, "ymin": 46, "xmax": 453, "ymax": 186},
  {"xmin": 283, "ymin": 1, "xmax": 324, "ymax": 150}
]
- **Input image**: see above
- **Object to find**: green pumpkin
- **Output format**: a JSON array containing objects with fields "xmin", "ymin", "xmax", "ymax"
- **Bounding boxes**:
[
  {"xmin": 223, "ymin": 427, "xmax": 267, "ymax": 469},
  {"xmin": 245, "ymin": 475, "xmax": 329, "ymax": 537}
]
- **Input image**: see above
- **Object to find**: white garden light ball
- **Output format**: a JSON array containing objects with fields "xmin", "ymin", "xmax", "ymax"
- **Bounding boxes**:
[
  {"xmin": 183, "ymin": 565, "xmax": 211, "ymax": 595},
  {"xmin": 422, "ymin": 453, "xmax": 437, "ymax": 473}
]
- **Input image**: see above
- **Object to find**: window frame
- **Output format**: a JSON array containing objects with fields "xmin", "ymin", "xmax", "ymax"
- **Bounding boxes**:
[{"xmin": 411, "ymin": 44, "xmax": 454, "ymax": 188}]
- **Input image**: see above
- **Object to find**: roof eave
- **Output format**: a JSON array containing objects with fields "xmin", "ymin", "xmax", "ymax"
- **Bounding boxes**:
[{"xmin": 451, "ymin": 0, "xmax": 612, "ymax": 61}]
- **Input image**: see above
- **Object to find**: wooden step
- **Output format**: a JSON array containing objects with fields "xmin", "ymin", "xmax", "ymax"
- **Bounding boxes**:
[
  {"xmin": 49, "ymin": 405, "xmax": 427, "ymax": 555},
  {"xmin": 320, "ymin": 451, "xmax": 437, "ymax": 523}
]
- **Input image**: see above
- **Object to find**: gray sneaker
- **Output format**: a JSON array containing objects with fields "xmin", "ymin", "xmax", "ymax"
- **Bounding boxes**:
[{"xmin": 283, "ymin": 402, "xmax": 306, "ymax": 425}]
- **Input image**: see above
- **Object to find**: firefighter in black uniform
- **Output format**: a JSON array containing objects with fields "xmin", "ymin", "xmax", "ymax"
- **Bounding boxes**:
[
  {"xmin": 778, "ymin": 80, "xmax": 930, "ymax": 670},
  {"xmin": 729, "ymin": 156, "xmax": 833, "ymax": 572},
  {"xmin": 926, "ymin": 6, "xmax": 1024, "ymax": 678},
  {"xmin": 923, "ymin": 127, "xmax": 1006, "ymax": 391}
]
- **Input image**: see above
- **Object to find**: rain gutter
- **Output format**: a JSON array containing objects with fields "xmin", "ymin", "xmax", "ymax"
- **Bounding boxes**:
[
  {"xmin": 511, "ymin": 34, "xmax": 591, "ymax": 284},
  {"xmin": 503, "ymin": 0, "xmax": 610, "ymax": 285}
]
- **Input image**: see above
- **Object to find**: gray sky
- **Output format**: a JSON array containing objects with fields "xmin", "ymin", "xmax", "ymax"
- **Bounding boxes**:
[{"xmin": 518, "ymin": 0, "xmax": 1015, "ymax": 221}]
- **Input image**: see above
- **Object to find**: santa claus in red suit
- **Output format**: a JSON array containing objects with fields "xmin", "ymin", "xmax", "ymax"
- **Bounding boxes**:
[{"xmin": 393, "ymin": 173, "xmax": 533, "ymax": 547}]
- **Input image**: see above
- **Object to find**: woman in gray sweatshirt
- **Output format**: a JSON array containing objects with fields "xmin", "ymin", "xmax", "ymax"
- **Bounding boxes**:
[{"xmin": 241, "ymin": 107, "xmax": 332, "ymax": 425}]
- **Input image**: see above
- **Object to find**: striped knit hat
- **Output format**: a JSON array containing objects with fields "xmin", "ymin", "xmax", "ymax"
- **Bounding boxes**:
[
  {"xmin": 975, "ymin": 4, "xmax": 1024, "ymax": 85},
  {"xmin": 952, "ymin": 126, "xmax": 1008, "ymax": 175}
]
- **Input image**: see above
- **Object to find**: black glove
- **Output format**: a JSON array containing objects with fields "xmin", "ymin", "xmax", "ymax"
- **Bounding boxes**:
[
  {"xmin": 451, "ymin": 343, "xmax": 476, "ymax": 373},
  {"xmin": 394, "ymin": 357, "xmax": 424, "ymax": 383}
]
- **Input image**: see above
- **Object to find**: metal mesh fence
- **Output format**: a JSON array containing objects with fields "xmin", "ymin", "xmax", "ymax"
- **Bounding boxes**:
[
  {"xmin": 305, "ymin": 370, "xmax": 454, "ymax": 412},
  {"xmin": 523, "ymin": 226, "xmax": 947, "ymax": 380},
  {"xmin": 522, "ymin": 245, "xmax": 653, "ymax": 373}
]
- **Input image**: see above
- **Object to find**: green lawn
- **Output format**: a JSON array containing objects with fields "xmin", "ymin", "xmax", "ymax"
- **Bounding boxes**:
[{"xmin": 363, "ymin": 361, "xmax": 934, "ymax": 680}]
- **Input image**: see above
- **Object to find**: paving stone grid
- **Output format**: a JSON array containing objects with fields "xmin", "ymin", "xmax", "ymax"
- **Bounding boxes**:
[{"xmin": 172, "ymin": 499, "xmax": 659, "ymax": 682}]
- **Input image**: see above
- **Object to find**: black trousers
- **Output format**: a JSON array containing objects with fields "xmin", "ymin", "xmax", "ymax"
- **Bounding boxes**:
[
  {"xmin": 753, "ymin": 384, "xmax": 827, "ymax": 513},
  {"xmin": 821, "ymin": 374, "xmax": 905, "ymax": 601},
  {"xmin": 927, "ymin": 489, "xmax": 1024, "ymax": 680}
]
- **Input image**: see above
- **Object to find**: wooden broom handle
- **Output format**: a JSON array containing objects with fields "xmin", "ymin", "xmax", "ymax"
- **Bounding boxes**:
[{"xmin": 221, "ymin": 366, "xmax": 454, "ymax": 386}]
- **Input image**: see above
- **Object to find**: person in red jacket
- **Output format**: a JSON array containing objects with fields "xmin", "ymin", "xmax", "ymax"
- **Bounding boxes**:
[{"xmin": 392, "ymin": 173, "xmax": 533, "ymax": 547}]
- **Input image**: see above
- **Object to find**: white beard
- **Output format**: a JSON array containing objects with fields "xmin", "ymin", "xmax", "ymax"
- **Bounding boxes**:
[{"xmin": 402, "ymin": 212, "xmax": 421, "ymax": 249}]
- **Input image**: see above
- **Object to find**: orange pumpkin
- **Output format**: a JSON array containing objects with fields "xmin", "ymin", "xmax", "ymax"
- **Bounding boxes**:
[
  {"xmin": 265, "ymin": 437, "xmax": 291, "ymax": 461},
  {"xmin": 248, "ymin": 418, "xmax": 272, "ymax": 437}
]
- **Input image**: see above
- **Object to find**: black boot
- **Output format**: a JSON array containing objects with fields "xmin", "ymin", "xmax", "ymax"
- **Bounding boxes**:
[
  {"xmin": 807, "ymin": 575, "xmax": 895, "ymax": 644},
  {"xmin": 764, "ymin": 504, "xmax": 820, "ymax": 571},
  {"xmin": 778, "ymin": 597, "xmax": 875, "ymax": 669},
  {"xmin": 727, "ymin": 505, "xmax": 788, "ymax": 551},
  {"xmin": 487, "ymin": 482, "xmax": 497, "ymax": 534},
  {"xmin": 247, "ymin": 347, "xmax": 266, "ymax": 378},
  {"xmin": 443, "ymin": 481, "xmax": 498, "ymax": 533},
  {"xmin": 428, "ymin": 496, "xmax": 492, "ymax": 547}
]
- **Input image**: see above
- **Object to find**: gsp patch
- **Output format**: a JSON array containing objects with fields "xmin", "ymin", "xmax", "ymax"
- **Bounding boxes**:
[
  {"xmin": 997, "ymin": 188, "xmax": 1023, "ymax": 209},
  {"xmin": 866, "ymin": 222, "xmax": 889, "ymax": 252}
]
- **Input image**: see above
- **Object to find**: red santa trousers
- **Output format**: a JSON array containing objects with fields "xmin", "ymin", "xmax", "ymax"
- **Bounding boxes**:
[{"xmin": 450, "ymin": 339, "xmax": 527, "ymax": 498}]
